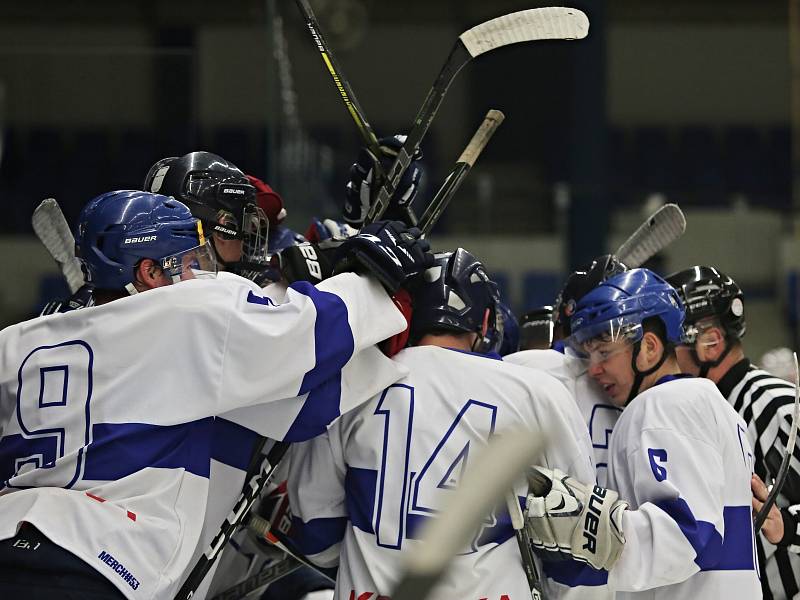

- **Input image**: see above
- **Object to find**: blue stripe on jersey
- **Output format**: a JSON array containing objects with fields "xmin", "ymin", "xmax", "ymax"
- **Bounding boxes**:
[
  {"xmin": 656, "ymin": 499, "xmax": 754, "ymax": 571},
  {"xmin": 0, "ymin": 433, "xmax": 57, "ymax": 485},
  {"xmin": 84, "ymin": 419, "xmax": 213, "ymax": 480},
  {"xmin": 211, "ymin": 418, "xmax": 261, "ymax": 470},
  {"xmin": 290, "ymin": 515, "xmax": 349, "ymax": 556},
  {"xmin": 344, "ymin": 463, "xmax": 517, "ymax": 549},
  {"xmin": 345, "ymin": 466, "xmax": 377, "ymax": 534},
  {"xmin": 290, "ymin": 281, "xmax": 355, "ymax": 395},
  {"xmin": 283, "ymin": 282, "xmax": 355, "ymax": 442},
  {"xmin": 543, "ymin": 559, "xmax": 609, "ymax": 586}
]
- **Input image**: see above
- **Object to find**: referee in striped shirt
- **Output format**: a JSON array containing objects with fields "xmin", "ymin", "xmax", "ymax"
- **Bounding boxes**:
[{"xmin": 668, "ymin": 265, "xmax": 800, "ymax": 600}]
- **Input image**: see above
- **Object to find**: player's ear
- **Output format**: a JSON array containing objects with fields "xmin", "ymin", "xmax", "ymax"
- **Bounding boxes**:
[
  {"xmin": 134, "ymin": 258, "xmax": 167, "ymax": 291},
  {"xmin": 697, "ymin": 326, "xmax": 725, "ymax": 361},
  {"xmin": 641, "ymin": 330, "xmax": 663, "ymax": 368}
]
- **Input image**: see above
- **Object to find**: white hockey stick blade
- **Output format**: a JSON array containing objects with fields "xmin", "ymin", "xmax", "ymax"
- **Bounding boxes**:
[
  {"xmin": 459, "ymin": 7, "xmax": 589, "ymax": 58},
  {"xmin": 615, "ymin": 203, "xmax": 686, "ymax": 268},
  {"xmin": 392, "ymin": 428, "xmax": 546, "ymax": 600},
  {"xmin": 32, "ymin": 198, "xmax": 84, "ymax": 293}
]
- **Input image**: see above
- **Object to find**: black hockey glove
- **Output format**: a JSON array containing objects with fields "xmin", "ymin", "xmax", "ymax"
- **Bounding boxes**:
[
  {"xmin": 343, "ymin": 134, "xmax": 424, "ymax": 228},
  {"xmin": 278, "ymin": 241, "xmax": 341, "ymax": 284},
  {"xmin": 40, "ymin": 283, "xmax": 95, "ymax": 316},
  {"xmin": 333, "ymin": 220, "xmax": 434, "ymax": 293}
]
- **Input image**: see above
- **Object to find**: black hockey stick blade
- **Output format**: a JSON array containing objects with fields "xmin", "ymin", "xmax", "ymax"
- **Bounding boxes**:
[
  {"xmin": 32, "ymin": 198, "xmax": 84, "ymax": 294},
  {"xmin": 365, "ymin": 7, "xmax": 589, "ymax": 226},
  {"xmin": 755, "ymin": 351, "xmax": 800, "ymax": 530},
  {"xmin": 174, "ymin": 440, "xmax": 291, "ymax": 600},
  {"xmin": 418, "ymin": 108, "xmax": 505, "ymax": 236},
  {"xmin": 392, "ymin": 428, "xmax": 547, "ymax": 600},
  {"xmin": 210, "ymin": 555, "xmax": 303, "ymax": 600}
]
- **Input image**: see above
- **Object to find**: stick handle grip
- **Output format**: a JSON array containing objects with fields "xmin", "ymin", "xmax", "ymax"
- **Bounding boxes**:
[{"xmin": 457, "ymin": 109, "xmax": 505, "ymax": 166}]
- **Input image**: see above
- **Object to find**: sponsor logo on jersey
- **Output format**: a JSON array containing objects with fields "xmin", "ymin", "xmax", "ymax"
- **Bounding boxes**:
[
  {"xmin": 123, "ymin": 235, "xmax": 157, "ymax": 244},
  {"xmin": 582, "ymin": 484, "xmax": 607, "ymax": 554},
  {"xmin": 98, "ymin": 550, "xmax": 140, "ymax": 590}
]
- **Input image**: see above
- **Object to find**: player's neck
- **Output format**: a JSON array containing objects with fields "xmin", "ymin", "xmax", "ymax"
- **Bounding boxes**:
[
  {"xmin": 706, "ymin": 343, "xmax": 745, "ymax": 383},
  {"xmin": 639, "ymin": 355, "xmax": 681, "ymax": 393},
  {"xmin": 417, "ymin": 332, "xmax": 477, "ymax": 352}
]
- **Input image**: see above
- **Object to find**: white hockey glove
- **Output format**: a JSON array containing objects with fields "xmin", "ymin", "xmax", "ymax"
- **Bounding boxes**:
[{"xmin": 524, "ymin": 467, "xmax": 627, "ymax": 571}]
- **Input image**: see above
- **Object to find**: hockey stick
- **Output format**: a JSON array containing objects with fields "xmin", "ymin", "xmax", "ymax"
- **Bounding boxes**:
[
  {"xmin": 506, "ymin": 491, "xmax": 545, "ymax": 600},
  {"xmin": 614, "ymin": 203, "xmax": 686, "ymax": 268},
  {"xmin": 293, "ymin": 0, "xmax": 382, "ymax": 161},
  {"xmin": 293, "ymin": 0, "xmax": 420, "ymax": 226},
  {"xmin": 418, "ymin": 109, "xmax": 505, "ymax": 236},
  {"xmin": 174, "ymin": 440, "xmax": 290, "ymax": 600},
  {"xmin": 392, "ymin": 429, "xmax": 547, "ymax": 600},
  {"xmin": 754, "ymin": 351, "xmax": 800, "ymax": 531},
  {"xmin": 247, "ymin": 513, "xmax": 336, "ymax": 583},
  {"xmin": 32, "ymin": 198, "xmax": 83, "ymax": 294},
  {"xmin": 365, "ymin": 7, "xmax": 589, "ymax": 226},
  {"xmin": 210, "ymin": 554, "xmax": 303, "ymax": 600}
]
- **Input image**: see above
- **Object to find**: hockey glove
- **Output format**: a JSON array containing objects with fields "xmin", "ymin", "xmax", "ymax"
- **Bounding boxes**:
[
  {"xmin": 40, "ymin": 283, "xmax": 95, "ymax": 316},
  {"xmin": 304, "ymin": 217, "xmax": 358, "ymax": 243},
  {"xmin": 343, "ymin": 134, "xmax": 424, "ymax": 228},
  {"xmin": 524, "ymin": 466, "xmax": 627, "ymax": 571},
  {"xmin": 333, "ymin": 220, "xmax": 434, "ymax": 294},
  {"xmin": 278, "ymin": 241, "xmax": 340, "ymax": 284}
]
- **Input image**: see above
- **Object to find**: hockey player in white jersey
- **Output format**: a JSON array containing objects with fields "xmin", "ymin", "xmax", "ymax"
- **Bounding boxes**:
[
  {"xmin": 505, "ymin": 255, "xmax": 626, "ymax": 600},
  {"xmin": 0, "ymin": 190, "xmax": 434, "ymax": 599},
  {"xmin": 286, "ymin": 248, "xmax": 595, "ymax": 600},
  {"xmin": 667, "ymin": 266, "xmax": 800, "ymax": 600},
  {"xmin": 524, "ymin": 268, "xmax": 762, "ymax": 599},
  {"xmin": 507, "ymin": 254, "xmax": 627, "ymax": 488}
]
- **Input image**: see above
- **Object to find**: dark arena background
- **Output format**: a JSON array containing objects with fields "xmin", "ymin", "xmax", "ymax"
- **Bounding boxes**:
[{"xmin": 0, "ymin": 0, "xmax": 797, "ymax": 362}]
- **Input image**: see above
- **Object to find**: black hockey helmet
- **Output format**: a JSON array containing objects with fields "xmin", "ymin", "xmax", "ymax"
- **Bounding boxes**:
[
  {"xmin": 143, "ymin": 151, "xmax": 268, "ymax": 278},
  {"xmin": 519, "ymin": 305, "xmax": 555, "ymax": 350},
  {"xmin": 554, "ymin": 254, "xmax": 627, "ymax": 337},
  {"xmin": 410, "ymin": 248, "xmax": 502, "ymax": 354},
  {"xmin": 665, "ymin": 266, "xmax": 746, "ymax": 340}
]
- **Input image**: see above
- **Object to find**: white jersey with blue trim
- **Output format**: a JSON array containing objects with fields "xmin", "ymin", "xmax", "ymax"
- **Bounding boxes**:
[
  {"xmin": 505, "ymin": 348, "xmax": 622, "ymax": 488},
  {"xmin": 0, "ymin": 272, "xmax": 408, "ymax": 600},
  {"xmin": 287, "ymin": 345, "xmax": 595, "ymax": 600},
  {"xmin": 606, "ymin": 376, "xmax": 761, "ymax": 599}
]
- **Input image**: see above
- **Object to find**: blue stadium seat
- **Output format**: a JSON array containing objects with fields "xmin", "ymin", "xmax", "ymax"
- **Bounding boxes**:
[
  {"xmin": 675, "ymin": 126, "xmax": 723, "ymax": 202},
  {"xmin": 522, "ymin": 272, "xmax": 561, "ymax": 311},
  {"xmin": 723, "ymin": 127, "xmax": 766, "ymax": 196},
  {"xmin": 631, "ymin": 127, "xmax": 672, "ymax": 191}
]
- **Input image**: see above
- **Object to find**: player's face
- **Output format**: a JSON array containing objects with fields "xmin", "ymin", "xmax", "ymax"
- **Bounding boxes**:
[
  {"xmin": 212, "ymin": 233, "xmax": 243, "ymax": 265},
  {"xmin": 585, "ymin": 338, "xmax": 635, "ymax": 407}
]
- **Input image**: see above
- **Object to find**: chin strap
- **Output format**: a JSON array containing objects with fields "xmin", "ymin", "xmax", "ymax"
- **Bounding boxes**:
[
  {"xmin": 692, "ymin": 341, "xmax": 733, "ymax": 378},
  {"xmin": 625, "ymin": 341, "xmax": 672, "ymax": 406}
]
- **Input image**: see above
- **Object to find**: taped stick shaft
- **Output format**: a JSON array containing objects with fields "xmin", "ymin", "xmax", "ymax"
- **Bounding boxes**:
[{"xmin": 418, "ymin": 109, "xmax": 504, "ymax": 235}]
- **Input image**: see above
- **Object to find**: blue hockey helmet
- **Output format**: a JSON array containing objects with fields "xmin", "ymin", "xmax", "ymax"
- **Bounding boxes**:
[
  {"xmin": 570, "ymin": 268, "xmax": 685, "ymax": 348},
  {"xmin": 410, "ymin": 248, "xmax": 502, "ymax": 353},
  {"xmin": 75, "ymin": 190, "xmax": 215, "ymax": 291},
  {"xmin": 554, "ymin": 254, "xmax": 628, "ymax": 337},
  {"xmin": 569, "ymin": 268, "xmax": 685, "ymax": 405}
]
